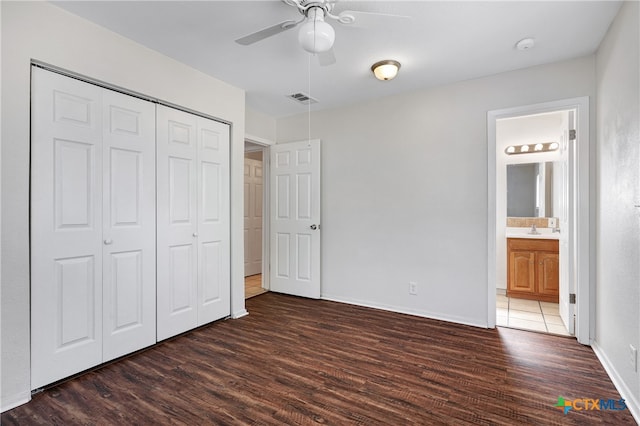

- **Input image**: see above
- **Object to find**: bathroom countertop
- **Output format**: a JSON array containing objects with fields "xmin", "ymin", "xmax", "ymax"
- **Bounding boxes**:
[{"xmin": 505, "ymin": 227, "xmax": 561, "ymax": 240}]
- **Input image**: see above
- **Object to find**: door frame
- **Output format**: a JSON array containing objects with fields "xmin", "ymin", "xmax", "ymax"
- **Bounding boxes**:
[
  {"xmin": 245, "ymin": 134, "xmax": 274, "ymax": 292},
  {"xmin": 487, "ymin": 97, "xmax": 591, "ymax": 345}
]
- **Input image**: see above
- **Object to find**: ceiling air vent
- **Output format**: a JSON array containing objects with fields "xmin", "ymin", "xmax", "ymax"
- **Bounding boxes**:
[{"xmin": 288, "ymin": 92, "xmax": 318, "ymax": 105}]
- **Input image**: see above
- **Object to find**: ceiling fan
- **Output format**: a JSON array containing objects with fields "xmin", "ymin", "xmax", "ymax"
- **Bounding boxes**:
[{"xmin": 235, "ymin": 0, "xmax": 409, "ymax": 65}]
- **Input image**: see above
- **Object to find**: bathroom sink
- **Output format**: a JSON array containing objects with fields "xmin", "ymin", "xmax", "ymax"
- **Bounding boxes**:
[{"xmin": 505, "ymin": 227, "xmax": 560, "ymax": 240}]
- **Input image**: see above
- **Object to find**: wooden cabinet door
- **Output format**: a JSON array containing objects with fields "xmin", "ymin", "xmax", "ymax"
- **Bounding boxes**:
[
  {"xmin": 508, "ymin": 251, "xmax": 536, "ymax": 294},
  {"xmin": 537, "ymin": 252, "xmax": 559, "ymax": 297}
]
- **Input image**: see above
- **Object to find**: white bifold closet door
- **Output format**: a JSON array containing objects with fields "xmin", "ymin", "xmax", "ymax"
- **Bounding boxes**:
[
  {"xmin": 31, "ymin": 68, "xmax": 156, "ymax": 389},
  {"xmin": 156, "ymin": 105, "xmax": 230, "ymax": 341}
]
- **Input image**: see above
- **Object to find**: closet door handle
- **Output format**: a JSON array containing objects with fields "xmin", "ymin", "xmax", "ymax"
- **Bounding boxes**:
[
  {"xmin": 104, "ymin": 239, "xmax": 113, "ymax": 245},
  {"xmin": 192, "ymin": 233, "xmax": 198, "ymax": 237}
]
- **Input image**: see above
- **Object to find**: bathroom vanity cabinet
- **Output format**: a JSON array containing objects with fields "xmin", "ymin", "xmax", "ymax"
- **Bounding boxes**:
[{"xmin": 507, "ymin": 238, "xmax": 559, "ymax": 302}]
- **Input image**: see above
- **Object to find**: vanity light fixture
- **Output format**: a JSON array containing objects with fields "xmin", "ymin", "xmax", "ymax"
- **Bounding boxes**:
[
  {"xmin": 371, "ymin": 60, "xmax": 401, "ymax": 81},
  {"xmin": 504, "ymin": 142, "xmax": 560, "ymax": 155}
]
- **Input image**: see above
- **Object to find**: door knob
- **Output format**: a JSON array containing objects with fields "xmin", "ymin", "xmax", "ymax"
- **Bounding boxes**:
[
  {"xmin": 103, "ymin": 239, "xmax": 113, "ymax": 245},
  {"xmin": 310, "ymin": 224, "xmax": 318, "ymax": 230},
  {"xmin": 192, "ymin": 232, "xmax": 198, "ymax": 237}
]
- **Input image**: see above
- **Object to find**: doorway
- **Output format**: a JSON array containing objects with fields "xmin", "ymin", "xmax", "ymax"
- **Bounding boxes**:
[
  {"xmin": 487, "ymin": 97, "xmax": 591, "ymax": 345},
  {"xmin": 497, "ymin": 111, "xmax": 569, "ymax": 336},
  {"xmin": 242, "ymin": 137, "xmax": 322, "ymax": 301},
  {"xmin": 244, "ymin": 140, "xmax": 268, "ymax": 299}
]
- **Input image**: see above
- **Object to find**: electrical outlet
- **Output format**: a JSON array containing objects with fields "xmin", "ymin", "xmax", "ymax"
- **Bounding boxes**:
[
  {"xmin": 409, "ymin": 282, "xmax": 418, "ymax": 295},
  {"xmin": 548, "ymin": 217, "xmax": 557, "ymax": 228},
  {"xmin": 630, "ymin": 345, "xmax": 637, "ymax": 372}
]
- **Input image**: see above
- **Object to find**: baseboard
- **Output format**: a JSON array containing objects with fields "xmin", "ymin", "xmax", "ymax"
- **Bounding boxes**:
[
  {"xmin": 591, "ymin": 340, "xmax": 640, "ymax": 423},
  {"xmin": 321, "ymin": 294, "xmax": 487, "ymax": 329},
  {"xmin": 1, "ymin": 391, "xmax": 31, "ymax": 413},
  {"xmin": 231, "ymin": 309, "xmax": 249, "ymax": 319}
]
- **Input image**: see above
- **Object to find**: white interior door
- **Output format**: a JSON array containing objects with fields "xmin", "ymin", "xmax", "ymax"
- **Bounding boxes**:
[
  {"xmin": 157, "ymin": 106, "xmax": 230, "ymax": 340},
  {"xmin": 559, "ymin": 111, "xmax": 575, "ymax": 334},
  {"xmin": 31, "ymin": 68, "xmax": 104, "ymax": 388},
  {"xmin": 195, "ymin": 115, "xmax": 230, "ymax": 325},
  {"xmin": 157, "ymin": 106, "xmax": 199, "ymax": 340},
  {"xmin": 101, "ymin": 90, "xmax": 156, "ymax": 361},
  {"xmin": 270, "ymin": 140, "xmax": 321, "ymax": 298},
  {"xmin": 244, "ymin": 157, "xmax": 263, "ymax": 277}
]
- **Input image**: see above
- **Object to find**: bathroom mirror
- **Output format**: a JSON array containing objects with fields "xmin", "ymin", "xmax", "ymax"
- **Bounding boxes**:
[{"xmin": 507, "ymin": 162, "xmax": 556, "ymax": 217}]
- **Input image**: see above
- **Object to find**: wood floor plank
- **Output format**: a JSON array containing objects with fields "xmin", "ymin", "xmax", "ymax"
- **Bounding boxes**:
[{"xmin": 2, "ymin": 293, "xmax": 636, "ymax": 425}]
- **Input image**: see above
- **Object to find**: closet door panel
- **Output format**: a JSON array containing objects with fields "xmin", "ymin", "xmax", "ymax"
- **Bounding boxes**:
[
  {"xmin": 157, "ymin": 106, "xmax": 198, "ymax": 340},
  {"xmin": 102, "ymin": 90, "xmax": 156, "ymax": 361},
  {"xmin": 197, "ymin": 117, "xmax": 230, "ymax": 325},
  {"xmin": 31, "ymin": 68, "xmax": 104, "ymax": 389}
]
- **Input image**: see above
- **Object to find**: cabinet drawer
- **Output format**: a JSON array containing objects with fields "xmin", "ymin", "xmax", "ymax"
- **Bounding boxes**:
[{"xmin": 507, "ymin": 238, "xmax": 558, "ymax": 253}]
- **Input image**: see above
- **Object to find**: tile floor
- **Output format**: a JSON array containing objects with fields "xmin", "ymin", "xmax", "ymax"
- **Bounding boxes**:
[{"xmin": 496, "ymin": 294, "xmax": 571, "ymax": 336}]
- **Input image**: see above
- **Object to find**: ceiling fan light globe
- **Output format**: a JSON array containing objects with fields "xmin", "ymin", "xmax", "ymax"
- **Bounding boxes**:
[{"xmin": 298, "ymin": 20, "xmax": 335, "ymax": 53}]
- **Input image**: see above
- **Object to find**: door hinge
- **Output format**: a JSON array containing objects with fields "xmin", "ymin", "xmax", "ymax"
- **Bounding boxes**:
[
  {"xmin": 569, "ymin": 293, "xmax": 576, "ymax": 304},
  {"xmin": 569, "ymin": 129, "xmax": 576, "ymax": 140}
]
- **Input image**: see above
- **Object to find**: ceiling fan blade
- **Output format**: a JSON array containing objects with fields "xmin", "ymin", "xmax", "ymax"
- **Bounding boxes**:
[
  {"xmin": 235, "ymin": 20, "xmax": 298, "ymax": 46},
  {"xmin": 282, "ymin": 0, "xmax": 304, "ymax": 11},
  {"xmin": 317, "ymin": 49, "xmax": 336, "ymax": 67},
  {"xmin": 338, "ymin": 10, "xmax": 411, "ymax": 27}
]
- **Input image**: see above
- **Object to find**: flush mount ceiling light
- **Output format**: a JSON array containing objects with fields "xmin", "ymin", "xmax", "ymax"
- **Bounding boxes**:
[
  {"xmin": 298, "ymin": 7, "xmax": 335, "ymax": 53},
  {"xmin": 505, "ymin": 141, "xmax": 559, "ymax": 155},
  {"xmin": 371, "ymin": 60, "xmax": 401, "ymax": 81}
]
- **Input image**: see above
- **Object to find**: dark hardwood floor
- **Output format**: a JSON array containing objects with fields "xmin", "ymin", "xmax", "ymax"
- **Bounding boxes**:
[{"xmin": 3, "ymin": 293, "xmax": 635, "ymax": 425}]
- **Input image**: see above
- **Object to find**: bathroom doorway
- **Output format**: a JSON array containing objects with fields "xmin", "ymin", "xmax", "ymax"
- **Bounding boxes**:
[{"xmin": 487, "ymin": 98, "xmax": 591, "ymax": 345}]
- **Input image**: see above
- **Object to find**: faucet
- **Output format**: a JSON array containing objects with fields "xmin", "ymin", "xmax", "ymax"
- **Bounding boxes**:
[
  {"xmin": 528, "ymin": 224, "xmax": 540, "ymax": 235},
  {"xmin": 552, "ymin": 226, "xmax": 561, "ymax": 233}
]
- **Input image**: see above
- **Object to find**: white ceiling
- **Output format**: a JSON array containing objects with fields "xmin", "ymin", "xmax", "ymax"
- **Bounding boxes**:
[{"xmin": 52, "ymin": 1, "xmax": 621, "ymax": 118}]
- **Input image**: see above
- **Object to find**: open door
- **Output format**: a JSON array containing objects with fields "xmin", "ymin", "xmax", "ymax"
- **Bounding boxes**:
[
  {"xmin": 559, "ymin": 111, "xmax": 575, "ymax": 334},
  {"xmin": 244, "ymin": 154, "xmax": 263, "ymax": 277},
  {"xmin": 269, "ymin": 140, "xmax": 321, "ymax": 298}
]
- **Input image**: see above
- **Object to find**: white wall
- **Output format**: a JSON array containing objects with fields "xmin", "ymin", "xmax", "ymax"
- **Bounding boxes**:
[
  {"xmin": 246, "ymin": 107, "xmax": 277, "ymax": 143},
  {"xmin": 595, "ymin": 0, "xmax": 640, "ymax": 419},
  {"xmin": 277, "ymin": 56, "xmax": 595, "ymax": 327},
  {"xmin": 1, "ymin": 1, "xmax": 246, "ymax": 411}
]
